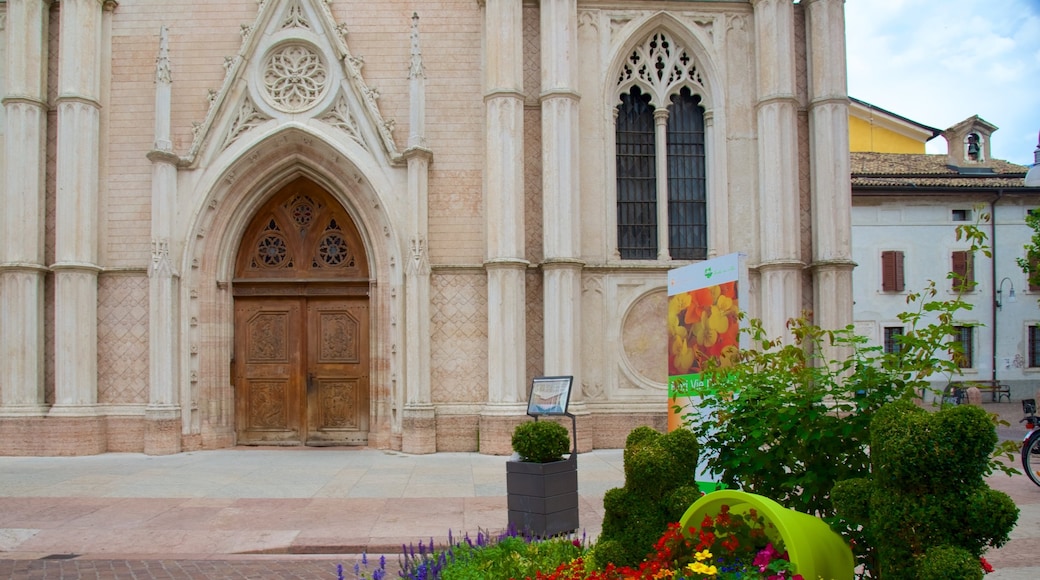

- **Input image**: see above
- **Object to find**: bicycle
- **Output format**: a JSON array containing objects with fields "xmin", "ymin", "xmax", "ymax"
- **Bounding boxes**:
[{"xmin": 1022, "ymin": 398, "xmax": 1040, "ymax": 488}]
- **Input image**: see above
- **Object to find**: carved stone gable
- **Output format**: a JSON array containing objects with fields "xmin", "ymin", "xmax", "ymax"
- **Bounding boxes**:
[{"xmin": 183, "ymin": 0, "xmax": 402, "ymax": 167}]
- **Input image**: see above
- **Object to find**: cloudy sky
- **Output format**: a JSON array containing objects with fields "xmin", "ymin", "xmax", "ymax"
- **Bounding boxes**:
[{"xmin": 844, "ymin": 0, "xmax": 1040, "ymax": 166}]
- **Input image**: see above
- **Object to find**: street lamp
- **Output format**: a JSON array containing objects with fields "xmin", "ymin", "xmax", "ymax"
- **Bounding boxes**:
[{"xmin": 996, "ymin": 277, "xmax": 1017, "ymax": 310}]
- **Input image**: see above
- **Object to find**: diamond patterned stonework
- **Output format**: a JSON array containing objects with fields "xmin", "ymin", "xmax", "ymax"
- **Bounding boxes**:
[{"xmin": 97, "ymin": 275, "xmax": 149, "ymax": 404}]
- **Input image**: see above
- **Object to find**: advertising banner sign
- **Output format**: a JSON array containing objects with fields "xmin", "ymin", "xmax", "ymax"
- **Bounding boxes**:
[{"xmin": 667, "ymin": 253, "xmax": 747, "ymax": 432}]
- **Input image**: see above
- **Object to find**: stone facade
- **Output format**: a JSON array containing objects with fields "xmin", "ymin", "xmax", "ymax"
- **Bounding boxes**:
[{"xmin": 0, "ymin": 0, "xmax": 854, "ymax": 455}]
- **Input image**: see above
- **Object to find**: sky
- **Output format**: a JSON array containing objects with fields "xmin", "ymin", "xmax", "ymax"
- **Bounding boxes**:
[{"xmin": 844, "ymin": 0, "xmax": 1040, "ymax": 166}]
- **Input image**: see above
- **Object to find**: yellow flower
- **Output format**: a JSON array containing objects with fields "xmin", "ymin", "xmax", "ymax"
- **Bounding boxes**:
[
  {"xmin": 685, "ymin": 561, "xmax": 718, "ymax": 575},
  {"xmin": 695, "ymin": 549, "xmax": 713, "ymax": 561}
]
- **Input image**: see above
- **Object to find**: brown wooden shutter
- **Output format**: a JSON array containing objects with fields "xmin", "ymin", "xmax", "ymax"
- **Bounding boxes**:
[
  {"xmin": 952, "ymin": 251, "xmax": 975, "ymax": 291},
  {"xmin": 881, "ymin": 251, "xmax": 905, "ymax": 292},
  {"xmin": 1030, "ymin": 257, "xmax": 1040, "ymax": 293}
]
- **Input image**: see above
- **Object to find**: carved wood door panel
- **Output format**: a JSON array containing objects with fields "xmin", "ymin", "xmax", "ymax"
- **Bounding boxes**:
[
  {"xmin": 234, "ymin": 298, "xmax": 305, "ymax": 444},
  {"xmin": 232, "ymin": 177, "xmax": 372, "ymax": 446},
  {"xmin": 234, "ymin": 296, "xmax": 370, "ymax": 446},
  {"xmin": 305, "ymin": 297, "xmax": 369, "ymax": 445}
]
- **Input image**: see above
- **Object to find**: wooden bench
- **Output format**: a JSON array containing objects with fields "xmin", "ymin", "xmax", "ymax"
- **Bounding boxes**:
[{"xmin": 950, "ymin": 380, "xmax": 1011, "ymax": 403}]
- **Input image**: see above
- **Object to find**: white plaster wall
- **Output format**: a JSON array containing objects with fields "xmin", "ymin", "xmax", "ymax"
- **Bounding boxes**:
[{"xmin": 852, "ymin": 198, "xmax": 1040, "ymax": 399}]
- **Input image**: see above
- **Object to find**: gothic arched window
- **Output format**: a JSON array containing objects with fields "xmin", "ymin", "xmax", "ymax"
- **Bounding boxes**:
[{"xmin": 615, "ymin": 31, "xmax": 708, "ymax": 261}]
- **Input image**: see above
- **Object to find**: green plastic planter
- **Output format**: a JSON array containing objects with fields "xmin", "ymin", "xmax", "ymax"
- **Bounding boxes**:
[{"xmin": 679, "ymin": 490, "xmax": 854, "ymax": 580}]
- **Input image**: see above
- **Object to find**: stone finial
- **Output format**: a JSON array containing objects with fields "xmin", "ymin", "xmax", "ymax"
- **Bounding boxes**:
[{"xmin": 155, "ymin": 25, "xmax": 171, "ymax": 84}]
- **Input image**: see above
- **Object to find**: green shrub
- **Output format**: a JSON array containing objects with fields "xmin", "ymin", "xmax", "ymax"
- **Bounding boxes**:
[
  {"xmin": 914, "ymin": 546, "xmax": 982, "ymax": 580},
  {"xmin": 511, "ymin": 420, "xmax": 570, "ymax": 463},
  {"xmin": 439, "ymin": 535, "xmax": 582, "ymax": 580},
  {"xmin": 832, "ymin": 400, "xmax": 1018, "ymax": 580},
  {"xmin": 596, "ymin": 426, "xmax": 700, "ymax": 567}
]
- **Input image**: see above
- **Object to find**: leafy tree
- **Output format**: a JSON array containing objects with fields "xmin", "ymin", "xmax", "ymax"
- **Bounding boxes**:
[
  {"xmin": 682, "ymin": 215, "xmax": 1018, "ymax": 576},
  {"xmin": 1017, "ymin": 209, "xmax": 1040, "ymax": 291}
]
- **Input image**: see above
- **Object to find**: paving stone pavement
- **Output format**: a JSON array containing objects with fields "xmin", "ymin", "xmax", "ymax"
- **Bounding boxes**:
[{"xmin": 0, "ymin": 401, "xmax": 1037, "ymax": 579}]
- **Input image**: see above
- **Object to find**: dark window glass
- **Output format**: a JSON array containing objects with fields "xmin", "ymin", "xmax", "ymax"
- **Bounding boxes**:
[
  {"xmin": 951, "ymin": 209, "xmax": 971, "ymax": 222},
  {"xmin": 666, "ymin": 88, "xmax": 707, "ymax": 260},
  {"xmin": 616, "ymin": 87, "xmax": 657, "ymax": 259},
  {"xmin": 883, "ymin": 326, "xmax": 904, "ymax": 354},
  {"xmin": 1029, "ymin": 326, "xmax": 1040, "ymax": 368},
  {"xmin": 953, "ymin": 325, "xmax": 974, "ymax": 368}
]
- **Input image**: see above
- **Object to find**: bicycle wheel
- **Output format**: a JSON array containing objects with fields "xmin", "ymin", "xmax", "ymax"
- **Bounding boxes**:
[{"xmin": 1024, "ymin": 431, "xmax": 1040, "ymax": 488}]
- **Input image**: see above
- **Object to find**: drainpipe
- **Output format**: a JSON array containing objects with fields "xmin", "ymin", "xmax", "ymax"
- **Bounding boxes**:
[{"xmin": 990, "ymin": 191, "xmax": 1003, "ymax": 384}]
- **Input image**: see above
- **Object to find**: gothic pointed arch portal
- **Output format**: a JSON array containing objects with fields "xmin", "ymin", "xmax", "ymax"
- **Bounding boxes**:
[{"xmin": 232, "ymin": 176, "xmax": 370, "ymax": 446}]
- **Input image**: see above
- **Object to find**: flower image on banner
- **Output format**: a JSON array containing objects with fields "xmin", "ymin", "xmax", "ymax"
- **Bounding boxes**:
[
  {"xmin": 667, "ymin": 253, "xmax": 747, "ymax": 436},
  {"xmin": 668, "ymin": 281, "xmax": 740, "ymax": 376}
]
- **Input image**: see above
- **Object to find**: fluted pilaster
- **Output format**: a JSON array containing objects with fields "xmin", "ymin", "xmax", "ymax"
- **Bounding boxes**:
[
  {"xmin": 483, "ymin": 0, "xmax": 527, "ymax": 409},
  {"xmin": 52, "ymin": 0, "xmax": 106, "ymax": 412},
  {"xmin": 804, "ymin": 0, "xmax": 855, "ymax": 332},
  {"xmin": 540, "ymin": 0, "xmax": 583, "ymax": 400},
  {"xmin": 1, "ymin": 0, "xmax": 50, "ymax": 414},
  {"xmin": 751, "ymin": 0, "xmax": 803, "ymax": 338}
]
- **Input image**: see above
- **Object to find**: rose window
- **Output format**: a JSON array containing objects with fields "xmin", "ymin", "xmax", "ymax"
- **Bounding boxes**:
[
  {"xmin": 256, "ymin": 234, "xmax": 289, "ymax": 267},
  {"xmin": 291, "ymin": 201, "xmax": 314, "ymax": 229},
  {"xmin": 318, "ymin": 233, "xmax": 352, "ymax": 267},
  {"xmin": 262, "ymin": 43, "xmax": 329, "ymax": 112}
]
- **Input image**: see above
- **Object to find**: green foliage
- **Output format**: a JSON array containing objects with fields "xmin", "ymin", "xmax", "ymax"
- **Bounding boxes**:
[
  {"xmin": 683, "ymin": 215, "xmax": 1021, "ymax": 576},
  {"xmin": 689, "ymin": 316, "xmax": 909, "ymax": 519},
  {"xmin": 914, "ymin": 546, "xmax": 983, "ymax": 580},
  {"xmin": 832, "ymin": 400, "xmax": 1018, "ymax": 580},
  {"xmin": 597, "ymin": 426, "xmax": 701, "ymax": 567},
  {"xmin": 437, "ymin": 535, "xmax": 583, "ymax": 580},
  {"xmin": 511, "ymin": 420, "xmax": 570, "ymax": 463},
  {"xmin": 1017, "ymin": 209, "xmax": 1040, "ymax": 291}
]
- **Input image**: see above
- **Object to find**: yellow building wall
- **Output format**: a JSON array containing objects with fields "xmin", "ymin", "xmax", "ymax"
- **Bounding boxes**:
[{"xmin": 849, "ymin": 116, "xmax": 928, "ymax": 154}]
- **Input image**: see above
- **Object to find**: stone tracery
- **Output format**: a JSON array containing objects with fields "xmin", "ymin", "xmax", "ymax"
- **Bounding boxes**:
[{"xmin": 262, "ymin": 43, "xmax": 329, "ymax": 112}]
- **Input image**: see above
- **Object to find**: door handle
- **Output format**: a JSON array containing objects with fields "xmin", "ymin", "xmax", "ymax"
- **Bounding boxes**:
[{"xmin": 307, "ymin": 373, "xmax": 316, "ymax": 393}]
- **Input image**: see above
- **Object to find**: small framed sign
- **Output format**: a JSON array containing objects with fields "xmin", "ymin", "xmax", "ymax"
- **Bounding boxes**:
[{"xmin": 527, "ymin": 375, "xmax": 573, "ymax": 416}]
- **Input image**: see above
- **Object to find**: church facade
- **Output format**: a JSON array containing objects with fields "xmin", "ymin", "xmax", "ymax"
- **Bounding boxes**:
[{"xmin": 0, "ymin": 0, "xmax": 853, "ymax": 456}]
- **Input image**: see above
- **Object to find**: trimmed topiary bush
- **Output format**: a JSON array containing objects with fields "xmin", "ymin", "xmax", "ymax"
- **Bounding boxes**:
[
  {"xmin": 511, "ymin": 420, "xmax": 570, "ymax": 463},
  {"xmin": 832, "ymin": 399, "xmax": 1018, "ymax": 580},
  {"xmin": 593, "ymin": 426, "xmax": 700, "ymax": 567},
  {"xmin": 915, "ymin": 546, "xmax": 983, "ymax": 580}
]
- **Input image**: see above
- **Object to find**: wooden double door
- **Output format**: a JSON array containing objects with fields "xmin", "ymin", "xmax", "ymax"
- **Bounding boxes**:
[
  {"xmin": 232, "ymin": 177, "xmax": 371, "ymax": 446},
  {"xmin": 234, "ymin": 296, "xmax": 369, "ymax": 445}
]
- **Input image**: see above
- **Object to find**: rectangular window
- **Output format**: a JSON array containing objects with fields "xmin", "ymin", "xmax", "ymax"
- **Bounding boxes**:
[
  {"xmin": 951, "ymin": 251, "xmax": 976, "ymax": 292},
  {"xmin": 951, "ymin": 208, "xmax": 972, "ymax": 222},
  {"xmin": 953, "ymin": 325, "xmax": 974, "ymax": 368},
  {"xmin": 1030, "ymin": 326, "xmax": 1040, "ymax": 368},
  {"xmin": 616, "ymin": 89, "xmax": 657, "ymax": 260},
  {"xmin": 881, "ymin": 251, "xmax": 905, "ymax": 292},
  {"xmin": 883, "ymin": 326, "xmax": 904, "ymax": 354}
]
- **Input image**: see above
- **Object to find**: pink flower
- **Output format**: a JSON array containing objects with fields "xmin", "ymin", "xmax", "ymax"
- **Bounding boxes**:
[{"xmin": 753, "ymin": 543, "xmax": 779, "ymax": 571}]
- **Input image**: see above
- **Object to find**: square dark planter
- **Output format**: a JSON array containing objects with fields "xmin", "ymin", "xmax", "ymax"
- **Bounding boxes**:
[{"xmin": 506, "ymin": 455, "xmax": 578, "ymax": 537}]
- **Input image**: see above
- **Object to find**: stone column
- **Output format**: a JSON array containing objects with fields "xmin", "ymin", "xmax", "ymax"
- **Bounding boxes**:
[
  {"xmin": 0, "ymin": 0, "xmax": 49, "ymax": 417},
  {"xmin": 401, "ymin": 13, "xmax": 436, "ymax": 454},
  {"xmin": 653, "ymin": 108, "xmax": 671, "ymax": 260},
  {"xmin": 145, "ymin": 25, "xmax": 181, "ymax": 455},
  {"xmin": 50, "ymin": 0, "xmax": 105, "ymax": 446},
  {"xmin": 803, "ymin": 0, "xmax": 855, "ymax": 333},
  {"xmin": 751, "ymin": 0, "xmax": 802, "ymax": 340},
  {"xmin": 540, "ymin": 0, "xmax": 588, "ymax": 449},
  {"xmin": 480, "ymin": 0, "xmax": 528, "ymax": 454}
]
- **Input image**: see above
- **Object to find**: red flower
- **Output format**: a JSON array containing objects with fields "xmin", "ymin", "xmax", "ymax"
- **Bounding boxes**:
[{"xmin": 980, "ymin": 556, "xmax": 994, "ymax": 574}]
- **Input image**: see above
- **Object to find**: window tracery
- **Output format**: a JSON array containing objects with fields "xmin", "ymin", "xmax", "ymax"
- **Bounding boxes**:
[{"xmin": 262, "ymin": 43, "xmax": 330, "ymax": 112}]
